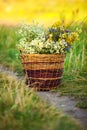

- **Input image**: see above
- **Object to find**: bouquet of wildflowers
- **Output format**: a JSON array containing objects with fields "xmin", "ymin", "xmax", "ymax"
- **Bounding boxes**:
[{"xmin": 17, "ymin": 21, "xmax": 80, "ymax": 54}]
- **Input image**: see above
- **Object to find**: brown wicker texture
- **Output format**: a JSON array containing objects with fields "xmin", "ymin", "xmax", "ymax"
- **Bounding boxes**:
[{"xmin": 21, "ymin": 54, "xmax": 65, "ymax": 91}]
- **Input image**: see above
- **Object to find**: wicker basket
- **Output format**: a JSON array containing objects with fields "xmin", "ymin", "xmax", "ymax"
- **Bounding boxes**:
[{"xmin": 21, "ymin": 54, "xmax": 65, "ymax": 91}]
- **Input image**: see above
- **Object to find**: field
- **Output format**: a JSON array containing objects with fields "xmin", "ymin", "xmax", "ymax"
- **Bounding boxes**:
[
  {"xmin": 0, "ymin": 20, "xmax": 87, "ymax": 130},
  {"xmin": 0, "ymin": 0, "xmax": 87, "ymax": 129},
  {"xmin": 0, "ymin": 0, "xmax": 87, "ymax": 25},
  {"xmin": 0, "ymin": 72, "xmax": 84, "ymax": 130}
]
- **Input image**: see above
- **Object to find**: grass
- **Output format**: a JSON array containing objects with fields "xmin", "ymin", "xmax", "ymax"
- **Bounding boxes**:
[
  {"xmin": 57, "ymin": 81, "xmax": 87, "ymax": 109},
  {"xmin": 0, "ymin": 73, "xmax": 84, "ymax": 130},
  {"xmin": 0, "ymin": 20, "xmax": 87, "ymax": 109},
  {"xmin": 58, "ymin": 20, "xmax": 87, "ymax": 108},
  {"xmin": 0, "ymin": 25, "xmax": 22, "ymax": 74}
]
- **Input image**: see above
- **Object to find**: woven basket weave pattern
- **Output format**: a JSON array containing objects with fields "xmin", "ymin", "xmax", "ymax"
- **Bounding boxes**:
[{"xmin": 21, "ymin": 54, "xmax": 65, "ymax": 90}]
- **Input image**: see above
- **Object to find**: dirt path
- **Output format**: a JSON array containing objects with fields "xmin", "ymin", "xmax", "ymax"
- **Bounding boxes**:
[
  {"xmin": 0, "ymin": 65, "xmax": 87, "ymax": 129},
  {"xmin": 37, "ymin": 92, "xmax": 87, "ymax": 129}
]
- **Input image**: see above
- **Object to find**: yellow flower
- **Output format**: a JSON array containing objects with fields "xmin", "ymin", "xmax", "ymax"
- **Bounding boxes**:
[
  {"xmin": 66, "ymin": 37, "xmax": 72, "ymax": 44},
  {"xmin": 48, "ymin": 34, "xmax": 53, "ymax": 41},
  {"xmin": 61, "ymin": 33, "xmax": 68, "ymax": 39},
  {"xmin": 71, "ymin": 32, "xmax": 79, "ymax": 40},
  {"xmin": 65, "ymin": 32, "xmax": 79, "ymax": 44}
]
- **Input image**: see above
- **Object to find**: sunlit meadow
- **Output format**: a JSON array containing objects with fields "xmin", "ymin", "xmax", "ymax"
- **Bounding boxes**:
[{"xmin": 0, "ymin": 0, "xmax": 87, "ymax": 25}]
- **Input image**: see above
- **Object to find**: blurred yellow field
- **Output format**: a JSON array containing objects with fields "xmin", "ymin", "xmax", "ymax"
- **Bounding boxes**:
[{"xmin": 0, "ymin": 0, "xmax": 87, "ymax": 25}]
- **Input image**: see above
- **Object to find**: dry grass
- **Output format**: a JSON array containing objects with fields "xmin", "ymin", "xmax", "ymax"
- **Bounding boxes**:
[{"xmin": 0, "ymin": 73, "xmax": 84, "ymax": 130}]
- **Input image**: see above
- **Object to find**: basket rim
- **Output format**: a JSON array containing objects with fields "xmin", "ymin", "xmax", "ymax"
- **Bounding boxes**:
[
  {"xmin": 20, "ymin": 53, "xmax": 66, "ymax": 59},
  {"xmin": 20, "ymin": 53, "xmax": 65, "ymax": 64},
  {"xmin": 20, "ymin": 53, "xmax": 65, "ymax": 56}
]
